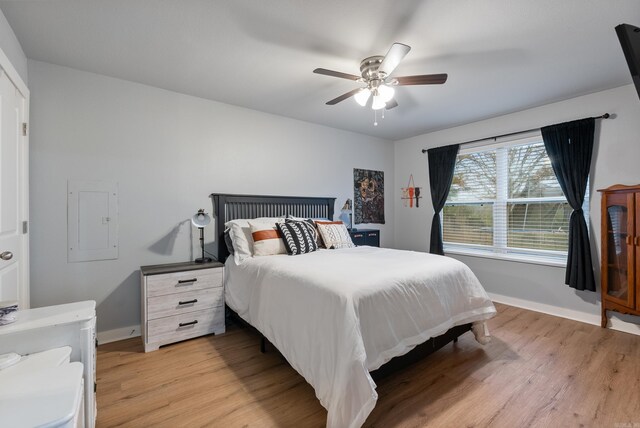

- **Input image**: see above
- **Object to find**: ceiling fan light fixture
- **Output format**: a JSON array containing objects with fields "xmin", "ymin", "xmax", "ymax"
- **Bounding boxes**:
[
  {"xmin": 371, "ymin": 94, "xmax": 386, "ymax": 110},
  {"xmin": 377, "ymin": 84, "xmax": 395, "ymax": 103},
  {"xmin": 314, "ymin": 42, "xmax": 448, "ymax": 119},
  {"xmin": 354, "ymin": 88, "xmax": 371, "ymax": 106}
]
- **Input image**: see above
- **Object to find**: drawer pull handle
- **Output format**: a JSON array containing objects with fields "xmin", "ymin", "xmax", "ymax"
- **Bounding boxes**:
[
  {"xmin": 367, "ymin": 233, "xmax": 377, "ymax": 237},
  {"xmin": 179, "ymin": 320, "xmax": 198, "ymax": 327},
  {"xmin": 177, "ymin": 278, "xmax": 198, "ymax": 284},
  {"xmin": 354, "ymin": 234, "xmax": 363, "ymax": 238},
  {"xmin": 178, "ymin": 299, "xmax": 198, "ymax": 305}
]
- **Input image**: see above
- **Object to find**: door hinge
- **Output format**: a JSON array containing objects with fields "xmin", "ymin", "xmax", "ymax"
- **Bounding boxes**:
[
  {"xmin": 22, "ymin": 221, "xmax": 28, "ymax": 234},
  {"xmin": 22, "ymin": 123, "xmax": 27, "ymax": 136}
]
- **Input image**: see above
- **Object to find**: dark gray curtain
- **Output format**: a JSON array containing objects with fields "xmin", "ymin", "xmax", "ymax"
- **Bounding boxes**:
[
  {"xmin": 541, "ymin": 118, "xmax": 596, "ymax": 292},
  {"xmin": 428, "ymin": 144, "xmax": 460, "ymax": 255}
]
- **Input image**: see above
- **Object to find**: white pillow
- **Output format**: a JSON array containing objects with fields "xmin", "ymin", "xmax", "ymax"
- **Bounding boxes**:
[
  {"xmin": 315, "ymin": 221, "xmax": 355, "ymax": 249},
  {"xmin": 249, "ymin": 220, "xmax": 286, "ymax": 256},
  {"xmin": 225, "ymin": 217, "xmax": 283, "ymax": 264}
]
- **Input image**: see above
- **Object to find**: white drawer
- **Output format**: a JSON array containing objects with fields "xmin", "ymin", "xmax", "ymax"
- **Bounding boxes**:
[
  {"xmin": 146, "ymin": 268, "xmax": 222, "ymax": 297},
  {"xmin": 147, "ymin": 288, "xmax": 224, "ymax": 320},
  {"xmin": 147, "ymin": 308, "xmax": 224, "ymax": 344}
]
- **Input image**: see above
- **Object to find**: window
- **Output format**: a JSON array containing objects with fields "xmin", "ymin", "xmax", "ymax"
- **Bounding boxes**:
[{"xmin": 443, "ymin": 134, "xmax": 587, "ymax": 264}]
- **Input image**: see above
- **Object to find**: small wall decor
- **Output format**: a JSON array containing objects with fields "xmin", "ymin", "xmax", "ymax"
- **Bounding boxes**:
[
  {"xmin": 354, "ymin": 168, "xmax": 385, "ymax": 224},
  {"xmin": 401, "ymin": 174, "xmax": 422, "ymax": 208}
]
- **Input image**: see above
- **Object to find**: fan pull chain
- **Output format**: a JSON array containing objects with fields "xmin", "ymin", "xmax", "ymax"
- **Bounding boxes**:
[{"xmin": 373, "ymin": 108, "xmax": 386, "ymax": 126}]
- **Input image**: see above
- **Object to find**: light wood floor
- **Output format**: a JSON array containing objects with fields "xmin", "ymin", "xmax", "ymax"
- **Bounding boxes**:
[{"xmin": 97, "ymin": 303, "xmax": 640, "ymax": 427}]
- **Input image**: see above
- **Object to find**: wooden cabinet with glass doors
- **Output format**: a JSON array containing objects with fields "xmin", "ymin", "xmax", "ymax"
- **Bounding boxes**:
[{"xmin": 599, "ymin": 184, "xmax": 640, "ymax": 327}]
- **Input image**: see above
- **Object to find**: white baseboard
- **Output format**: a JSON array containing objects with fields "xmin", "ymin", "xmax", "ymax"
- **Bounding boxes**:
[
  {"xmin": 97, "ymin": 325, "xmax": 141, "ymax": 345},
  {"xmin": 488, "ymin": 292, "xmax": 640, "ymax": 336}
]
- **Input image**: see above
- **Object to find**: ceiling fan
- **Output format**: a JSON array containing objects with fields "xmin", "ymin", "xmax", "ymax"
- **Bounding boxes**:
[{"xmin": 313, "ymin": 43, "xmax": 447, "ymax": 112}]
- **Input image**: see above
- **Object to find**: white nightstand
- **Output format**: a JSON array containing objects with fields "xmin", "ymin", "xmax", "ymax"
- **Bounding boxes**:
[{"xmin": 140, "ymin": 261, "xmax": 225, "ymax": 352}]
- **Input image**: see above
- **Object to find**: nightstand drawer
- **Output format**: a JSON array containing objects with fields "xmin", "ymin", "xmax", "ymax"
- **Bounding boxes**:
[
  {"xmin": 350, "ymin": 232, "xmax": 366, "ymax": 246},
  {"xmin": 365, "ymin": 231, "xmax": 380, "ymax": 247},
  {"xmin": 349, "ymin": 229, "xmax": 380, "ymax": 247},
  {"xmin": 146, "ymin": 268, "xmax": 222, "ymax": 297},
  {"xmin": 147, "ymin": 288, "xmax": 224, "ymax": 320},
  {"xmin": 147, "ymin": 308, "xmax": 224, "ymax": 344}
]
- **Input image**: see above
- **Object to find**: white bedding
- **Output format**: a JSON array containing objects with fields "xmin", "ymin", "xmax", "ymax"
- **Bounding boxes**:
[{"xmin": 224, "ymin": 246, "xmax": 496, "ymax": 428}]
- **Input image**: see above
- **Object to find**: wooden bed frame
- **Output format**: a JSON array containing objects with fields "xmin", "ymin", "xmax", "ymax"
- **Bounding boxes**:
[{"xmin": 209, "ymin": 193, "xmax": 472, "ymax": 378}]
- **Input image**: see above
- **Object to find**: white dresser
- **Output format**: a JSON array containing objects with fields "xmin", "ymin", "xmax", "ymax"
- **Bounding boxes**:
[
  {"xmin": 0, "ymin": 301, "xmax": 97, "ymax": 428},
  {"xmin": 141, "ymin": 261, "xmax": 225, "ymax": 352}
]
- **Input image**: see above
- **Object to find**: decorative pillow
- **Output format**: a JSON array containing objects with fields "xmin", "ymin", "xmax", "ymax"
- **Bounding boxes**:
[
  {"xmin": 249, "ymin": 220, "xmax": 287, "ymax": 256},
  {"xmin": 285, "ymin": 217, "xmax": 325, "ymax": 248},
  {"xmin": 223, "ymin": 228, "xmax": 235, "ymax": 255},
  {"xmin": 225, "ymin": 217, "xmax": 283, "ymax": 264},
  {"xmin": 315, "ymin": 221, "xmax": 355, "ymax": 249},
  {"xmin": 276, "ymin": 220, "xmax": 319, "ymax": 255}
]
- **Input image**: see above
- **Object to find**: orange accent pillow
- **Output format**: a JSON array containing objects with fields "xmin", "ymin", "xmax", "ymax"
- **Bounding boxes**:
[{"xmin": 248, "ymin": 220, "xmax": 286, "ymax": 256}]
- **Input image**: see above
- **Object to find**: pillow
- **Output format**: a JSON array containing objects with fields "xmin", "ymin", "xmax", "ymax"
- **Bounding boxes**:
[
  {"xmin": 223, "ymin": 228, "xmax": 235, "ymax": 255},
  {"xmin": 225, "ymin": 217, "xmax": 283, "ymax": 264},
  {"xmin": 276, "ymin": 220, "xmax": 319, "ymax": 255},
  {"xmin": 285, "ymin": 217, "xmax": 325, "ymax": 248},
  {"xmin": 315, "ymin": 221, "xmax": 355, "ymax": 249},
  {"xmin": 249, "ymin": 220, "xmax": 287, "ymax": 256}
]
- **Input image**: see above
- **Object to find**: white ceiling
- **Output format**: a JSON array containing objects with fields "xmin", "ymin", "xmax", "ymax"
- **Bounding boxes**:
[{"xmin": 1, "ymin": 0, "xmax": 639, "ymax": 140}]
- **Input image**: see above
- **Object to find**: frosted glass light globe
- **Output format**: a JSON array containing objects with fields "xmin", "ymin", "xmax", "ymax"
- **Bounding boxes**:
[
  {"xmin": 371, "ymin": 94, "xmax": 386, "ymax": 110},
  {"xmin": 377, "ymin": 84, "xmax": 395, "ymax": 103},
  {"xmin": 354, "ymin": 88, "xmax": 371, "ymax": 106}
]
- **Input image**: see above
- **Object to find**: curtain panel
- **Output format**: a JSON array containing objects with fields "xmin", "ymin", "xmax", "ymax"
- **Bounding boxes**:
[
  {"xmin": 541, "ymin": 118, "xmax": 596, "ymax": 292},
  {"xmin": 427, "ymin": 144, "xmax": 460, "ymax": 255}
]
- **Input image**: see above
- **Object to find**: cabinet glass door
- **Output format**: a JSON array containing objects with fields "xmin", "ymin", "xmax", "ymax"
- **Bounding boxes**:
[{"xmin": 604, "ymin": 193, "xmax": 634, "ymax": 308}]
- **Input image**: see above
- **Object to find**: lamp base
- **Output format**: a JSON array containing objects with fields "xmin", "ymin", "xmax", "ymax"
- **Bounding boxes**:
[{"xmin": 194, "ymin": 257, "xmax": 213, "ymax": 264}]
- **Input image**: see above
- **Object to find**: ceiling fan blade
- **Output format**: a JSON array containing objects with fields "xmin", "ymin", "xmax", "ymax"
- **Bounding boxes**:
[
  {"xmin": 326, "ymin": 88, "xmax": 364, "ymax": 105},
  {"xmin": 395, "ymin": 73, "xmax": 448, "ymax": 85},
  {"xmin": 313, "ymin": 68, "xmax": 361, "ymax": 81},
  {"xmin": 378, "ymin": 43, "xmax": 411, "ymax": 76},
  {"xmin": 385, "ymin": 98, "xmax": 399, "ymax": 110}
]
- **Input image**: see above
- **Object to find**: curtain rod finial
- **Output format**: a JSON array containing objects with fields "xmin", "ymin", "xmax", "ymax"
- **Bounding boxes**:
[
  {"xmin": 603, "ymin": 113, "xmax": 610, "ymax": 119},
  {"xmin": 421, "ymin": 149, "xmax": 427, "ymax": 154}
]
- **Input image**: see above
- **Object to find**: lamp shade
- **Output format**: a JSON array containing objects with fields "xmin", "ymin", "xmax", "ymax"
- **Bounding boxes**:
[
  {"xmin": 377, "ymin": 84, "xmax": 395, "ymax": 103},
  {"xmin": 354, "ymin": 88, "xmax": 371, "ymax": 106},
  {"xmin": 191, "ymin": 209, "xmax": 211, "ymax": 228},
  {"xmin": 371, "ymin": 94, "xmax": 386, "ymax": 110}
]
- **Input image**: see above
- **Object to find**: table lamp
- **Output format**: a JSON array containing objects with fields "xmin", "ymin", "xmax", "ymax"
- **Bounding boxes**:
[
  {"xmin": 191, "ymin": 209, "xmax": 212, "ymax": 263},
  {"xmin": 340, "ymin": 199, "xmax": 353, "ymax": 231}
]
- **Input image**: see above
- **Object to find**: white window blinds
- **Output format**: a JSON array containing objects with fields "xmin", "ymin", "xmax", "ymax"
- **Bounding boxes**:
[{"xmin": 443, "ymin": 134, "xmax": 587, "ymax": 262}]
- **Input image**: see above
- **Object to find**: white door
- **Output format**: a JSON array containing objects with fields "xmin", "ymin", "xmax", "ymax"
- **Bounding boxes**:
[{"xmin": 0, "ymin": 69, "xmax": 28, "ymax": 308}]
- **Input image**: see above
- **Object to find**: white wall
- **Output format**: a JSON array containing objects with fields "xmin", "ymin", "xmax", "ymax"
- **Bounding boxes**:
[
  {"xmin": 0, "ymin": 7, "xmax": 27, "ymax": 84},
  {"xmin": 28, "ymin": 59, "xmax": 394, "ymax": 333},
  {"xmin": 394, "ymin": 84, "xmax": 640, "ymax": 330}
]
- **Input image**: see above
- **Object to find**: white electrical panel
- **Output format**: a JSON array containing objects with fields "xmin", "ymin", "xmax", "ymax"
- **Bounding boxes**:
[{"xmin": 67, "ymin": 180, "xmax": 118, "ymax": 262}]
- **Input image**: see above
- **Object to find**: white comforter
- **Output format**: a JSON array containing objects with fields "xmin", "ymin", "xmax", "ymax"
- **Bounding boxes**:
[{"xmin": 224, "ymin": 246, "xmax": 496, "ymax": 428}]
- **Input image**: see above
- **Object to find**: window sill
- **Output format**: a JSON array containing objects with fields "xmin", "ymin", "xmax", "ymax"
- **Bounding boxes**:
[{"xmin": 444, "ymin": 248, "xmax": 566, "ymax": 268}]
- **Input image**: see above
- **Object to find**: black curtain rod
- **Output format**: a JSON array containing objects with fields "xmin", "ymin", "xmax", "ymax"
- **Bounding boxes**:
[{"xmin": 421, "ymin": 113, "xmax": 610, "ymax": 153}]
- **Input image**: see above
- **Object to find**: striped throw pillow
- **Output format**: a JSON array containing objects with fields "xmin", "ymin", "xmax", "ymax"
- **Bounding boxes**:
[
  {"xmin": 248, "ymin": 220, "xmax": 287, "ymax": 256},
  {"xmin": 276, "ymin": 220, "xmax": 319, "ymax": 255}
]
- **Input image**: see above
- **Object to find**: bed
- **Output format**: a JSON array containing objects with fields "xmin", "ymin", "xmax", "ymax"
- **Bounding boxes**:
[{"xmin": 211, "ymin": 193, "xmax": 496, "ymax": 428}]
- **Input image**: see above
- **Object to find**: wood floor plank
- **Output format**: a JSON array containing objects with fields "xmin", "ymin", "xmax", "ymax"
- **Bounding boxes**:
[{"xmin": 96, "ymin": 303, "xmax": 640, "ymax": 427}]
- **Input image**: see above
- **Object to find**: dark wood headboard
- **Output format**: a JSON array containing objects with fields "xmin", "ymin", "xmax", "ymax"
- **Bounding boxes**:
[{"xmin": 210, "ymin": 193, "xmax": 336, "ymax": 262}]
